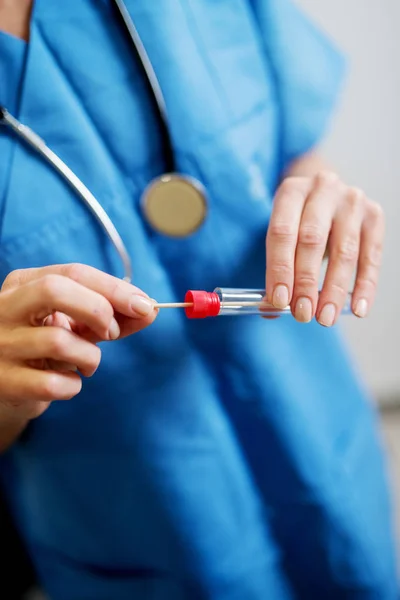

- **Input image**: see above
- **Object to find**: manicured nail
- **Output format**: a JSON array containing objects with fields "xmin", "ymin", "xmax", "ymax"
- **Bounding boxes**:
[
  {"xmin": 354, "ymin": 298, "xmax": 368, "ymax": 318},
  {"xmin": 319, "ymin": 303, "xmax": 336, "ymax": 327},
  {"xmin": 109, "ymin": 318, "xmax": 120, "ymax": 340},
  {"xmin": 295, "ymin": 297, "xmax": 312, "ymax": 323},
  {"xmin": 131, "ymin": 295, "xmax": 154, "ymax": 317},
  {"xmin": 272, "ymin": 285, "xmax": 289, "ymax": 309},
  {"xmin": 44, "ymin": 314, "xmax": 54, "ymax": 327},
  {"xmin": 151, "ymin": 299, "xmax": 159, "ymax": 311}
]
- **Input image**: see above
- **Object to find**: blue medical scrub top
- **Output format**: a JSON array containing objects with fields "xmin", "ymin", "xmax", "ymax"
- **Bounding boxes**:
[{"xmin": 0, "ymin": 1, "xmax": 398, "ymax": 598}]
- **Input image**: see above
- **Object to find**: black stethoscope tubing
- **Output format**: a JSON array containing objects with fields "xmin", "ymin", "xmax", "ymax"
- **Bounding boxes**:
[{"xmin": 111, "ymin": 0, "xmax": 175, "ymax": 173}]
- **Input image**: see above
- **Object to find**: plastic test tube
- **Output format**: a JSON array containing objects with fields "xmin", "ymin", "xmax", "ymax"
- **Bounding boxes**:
[{"xmin": 177, "ymin": 288, "xmax": 353, "ymax": 319}]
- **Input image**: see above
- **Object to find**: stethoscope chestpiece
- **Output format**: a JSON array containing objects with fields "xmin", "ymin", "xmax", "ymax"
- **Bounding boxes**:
[
  {"xmin": 141, "ymin": 173, "xmax": 207, "ymax": 237},
  {"xmin": 113, "ymin": 0, "xmax": 209, "ymax": 239}
]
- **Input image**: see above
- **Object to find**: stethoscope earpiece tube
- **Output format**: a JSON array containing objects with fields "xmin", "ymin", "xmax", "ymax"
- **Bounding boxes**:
[
  {"xmin": 0, "ymin": 1, "xmax": 208, "ymax": 284},
  {"xmin": 0, "ymin": 106, "xmax": 133, "ymax": 283}
]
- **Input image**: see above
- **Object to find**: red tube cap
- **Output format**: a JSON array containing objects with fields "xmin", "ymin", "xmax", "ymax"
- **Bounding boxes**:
[{"xmin": 184, "ymin": 290, "xmax": 221, "ymax": 319}]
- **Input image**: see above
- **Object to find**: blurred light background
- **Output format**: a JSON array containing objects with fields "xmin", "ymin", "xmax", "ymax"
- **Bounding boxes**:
[
  {"xmin": 298, "ymin": 0, "xmax": 400, "ymax": 560},
  {"xmin": 298, "ymin": 0, "xmax": 400, "ymax": 405}
]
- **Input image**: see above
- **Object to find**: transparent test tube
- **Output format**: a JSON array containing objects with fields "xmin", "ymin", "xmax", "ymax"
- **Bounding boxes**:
[
  {"xmin": 213, "ymin": 288, "xmax": 353, "ymax": 318},
  {"xmin": 156, "ymin": 289, "xmax": 353, "ymax": 319}
]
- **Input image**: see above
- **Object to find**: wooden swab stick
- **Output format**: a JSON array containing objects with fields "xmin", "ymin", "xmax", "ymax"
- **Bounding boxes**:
[{"xmin": 154, "ymin": 302, "xmax": 193, "ymax": 308}]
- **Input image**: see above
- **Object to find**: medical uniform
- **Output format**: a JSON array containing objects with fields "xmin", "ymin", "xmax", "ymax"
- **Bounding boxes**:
[{"xmin": 0, "ymin": 1, "xmax": 397, "ymax": 598}]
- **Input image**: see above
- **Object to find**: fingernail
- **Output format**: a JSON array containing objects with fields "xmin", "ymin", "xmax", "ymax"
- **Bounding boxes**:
[
  {"xmin": 151, "ymin": 299, "xmax": 159, "ymax": 311},
  {"xmin": 109, "ymin": 318, "xmax": 120, "ymax": 340},
  {"xmin": 131, "ymin": 295, "xmax": 155, "ymax": 317},
  {"xmin": 43, "ymin": 314, "xmax": 54, "ymax": 327},
  {"xmin": 295, "ymin": 297, "xmax": 312, "ymax": 323},
  {"xmin": 354, "ymin": 298, "xmax": 368, "ymax": 318},
  {"xmin": 272, "ymin": 285, "xmax": 289, "ymax": 309},
  {"xmin": 319, "ymin": 303, "xmax": 336, "ymax": 327}
]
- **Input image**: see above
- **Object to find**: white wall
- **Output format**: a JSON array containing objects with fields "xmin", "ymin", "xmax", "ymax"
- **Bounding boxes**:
[{"xmin": 297, "ymin": 0, "xmax": 400, "ymax": 402}]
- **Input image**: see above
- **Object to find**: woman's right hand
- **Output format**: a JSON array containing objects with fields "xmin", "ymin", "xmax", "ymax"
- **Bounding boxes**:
[{"xmin": 0, "ymin": 263, "xmax": 157, "ymax": 435}]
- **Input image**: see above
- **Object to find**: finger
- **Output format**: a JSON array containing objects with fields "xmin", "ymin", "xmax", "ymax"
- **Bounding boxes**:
[
  {"xmin": 0, "ymin": 393, "xmax": 50, "ymax": 422},
  {"xmin": 352, "ymin": 201, "xmax": 384, "ymax": 318},
  {"xmin": 2, "ymin": 263, "xmax": 155, "ymax": 319},
  {"xmin": 0, "ymin": 363, "xmax": 82, "ymax": 405},
  {"xmin": 45, "ymin": 359, "xmax": 78, "ymax": 373},
  {"xmin": 3, "ymin": 326, "xmax": 101, "ymax": 377},
  {"xmin": 317, "ymin": 188, "xmax": 365, "ymax": 327},
  {"xmin": 43, "ymin": 315, "xmax": 77, "ymax": 370},
  {"xmin": 76, "ymin": 308, "xmax": 158, "ymax": 342},
  {"xmin": 266, "ymin": 177, "xmax": 311, "ymax": 309},
  {"xmin": 108, "ymin": 308, "xmax": 158, "ymax": 340},
  {"xmin": 2, "ymin": 275, "xmax": 119, "ymax": 341},
  {"xmin": 27, "ymin": 358, "xmax": 77, "ymax": 372},
  {"xmin": 292, "ymin": 172, "xmax": 340, "ymax": 322},
  {"xmin": 44, "ymin": 303, "xmax": 157, "ymax": 342},
  {"xmin": 29, "ymin": 368, "xmax": 83, "ymax": 401}
]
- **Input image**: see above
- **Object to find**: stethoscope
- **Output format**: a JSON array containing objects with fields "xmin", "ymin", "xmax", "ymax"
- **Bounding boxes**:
[{"xmin": 0, "ymin": 0, "xmax": 208, "ymax": 283}]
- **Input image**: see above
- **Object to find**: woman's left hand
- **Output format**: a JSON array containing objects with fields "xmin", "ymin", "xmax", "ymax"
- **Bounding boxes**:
[{"xmin": 265, "ymin": 171, "xmax": 384, "ymax": 326}]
